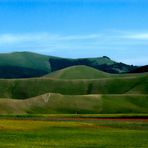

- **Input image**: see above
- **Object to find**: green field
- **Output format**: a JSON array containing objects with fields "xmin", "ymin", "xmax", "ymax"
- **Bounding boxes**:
[{"xmin": 0, "ymin": 118, "xmax": 148, "ymax": 147}]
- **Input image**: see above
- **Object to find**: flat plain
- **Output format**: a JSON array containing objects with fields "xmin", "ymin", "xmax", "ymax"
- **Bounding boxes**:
[{"xmin": 0, "ymin": 116, "xmax": 148, "ymax": 148}]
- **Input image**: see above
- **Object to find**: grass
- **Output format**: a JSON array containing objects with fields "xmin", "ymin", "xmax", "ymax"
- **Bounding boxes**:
[
  {"xmin": 0, "ymin": 52, "xmax": 147, "ymax": 147},
  {"xmin": 0, "ymin": 113, "xmax": 148, "ymax": 119},
  {"xmin": 0, "ymin": 119, "xmax": 148, "ymax": 147},
  {"xmin": 45, "ymin": 65, "xmax": 110, "ymax": 79},
  {"xmin": 0, "ymin": 93, "xmax": 148, "ymax": 114},
  {"xmin": 46, "ymin": 65, "xmax": 147, "ymax": 80},
  {"xmin": 0, "ymin": 51, "xmax": 50, "ymax": 72},
  {"xmin": 0, "ymin": 73, "xmax": 147, "ymax": 99},
  {"xmin": 0, "ymin": 65, "xmax": 147, "ymax": 115}
]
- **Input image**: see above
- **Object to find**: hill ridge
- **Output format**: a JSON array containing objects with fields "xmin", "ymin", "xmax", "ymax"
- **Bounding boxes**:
[
  {"xmin": 0, "ymin": 93, "xmax": 148, "ymax": 114},
  {"xmin": 46, "ymin": 65, "xmax": 110, "ymax": 79},
  {"xmin": 0, "ymin": 51, "xmax": 137, "ymax": 78}
]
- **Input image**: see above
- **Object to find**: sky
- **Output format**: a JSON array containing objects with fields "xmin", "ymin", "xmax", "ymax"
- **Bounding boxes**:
[{"xmin": 0, "ymin": 0, "xmax": 148, "ymax": 65}]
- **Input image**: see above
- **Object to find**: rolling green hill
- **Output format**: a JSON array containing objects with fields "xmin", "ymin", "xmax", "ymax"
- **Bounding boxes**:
[
  {"xmin": 0, "ymin": 93, "xmax": 147, "ymax": 114},
  {"xmin": 0, "ymin": 52, "xmax": 51, "ymax": 78},
  {"xmin": 0, "ymin": 55, "xmax": 147, "ymax": 115},
  {"xmin": 45, "ymin": 65, "xmax": 110, "ymax": 79},
  {"xmin": 0, "ymin": 72, "xmax": 147, "ymax": 99},
  {"xmin": 0, "ymin": 73, "xmax": 147, "ymax": 114},
  {"xmin": 0, "ymin": 52, "xmax": 50, "ymax": 71},
  {"xmin": 0, "ymin": 52, "xmax": 137, "ymax": 78}
]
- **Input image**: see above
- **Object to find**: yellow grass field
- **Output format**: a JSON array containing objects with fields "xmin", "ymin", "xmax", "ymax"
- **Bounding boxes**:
[{"xmin": 0, "ymin": 118, "xmax": 148, "ymax": 147}]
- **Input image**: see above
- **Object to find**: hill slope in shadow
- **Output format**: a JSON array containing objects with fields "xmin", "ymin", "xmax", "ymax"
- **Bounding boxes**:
[{"xmin": 130, "ymin": 65, "xmax": 148, "ymax": 73}]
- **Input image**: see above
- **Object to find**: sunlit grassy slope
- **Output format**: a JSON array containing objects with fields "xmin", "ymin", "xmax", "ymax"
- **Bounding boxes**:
[
  {"xmin": 0, "ymin": 73, "xmax": 147, "ymax": 99},
  {"xmin": 0, "ymin": 93, "xmax": 148, "ymax": 114},
  {"xmin": 45, "ymin": 65, "xmax": 110, "ymax": 79}
]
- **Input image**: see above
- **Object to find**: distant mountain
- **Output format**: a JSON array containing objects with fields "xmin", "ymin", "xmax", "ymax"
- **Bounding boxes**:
[
  {"xmin": 130, "ymin": 65, "xmax": 148, "ymax": 73},
  {"xmin": 45, "ymin": 65, "xmax": 110, "ymax": 79},
  {"xmin": 49, "ymin": 56, "xmax": 137, "ymax": 74},
  {"xmin": 0, "ymin": 52, "xmax": 51, "ymax": 78},
  {"xmin": 0, "ymin": 51, "xmax": 137, "ymax": 78}
]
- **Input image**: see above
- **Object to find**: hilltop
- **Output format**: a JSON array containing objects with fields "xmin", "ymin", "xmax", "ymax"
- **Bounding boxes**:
[
  {"xmin": 0, "ymin": 52, "xmax": 51, "ymax": 78},
  {"xmin": 0, "ymin": 51, "xmax": 137, "ymax": 78},
  {"xmin": 49, "ymin": 55, "xmax": 136, "ymax": 74},
  {"xmin": 45, "ymin": 65, "xmax": 110, "ymax": 79}
]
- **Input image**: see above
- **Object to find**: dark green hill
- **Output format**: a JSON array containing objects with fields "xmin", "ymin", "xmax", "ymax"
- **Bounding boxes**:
[
  {"xmin": 0, "ymin": 52, "xmax": 137, "ymax": 78},
  {"xmin": 0, "ymin": 52, "xmax": 51, "ymax": 78},
  {"xmin": 0, "ymin": 66, "xmax": 47, "ymax": 78},
  {"xmin": 130, "ymin": 65, "xmax": 148, "ymax": 73},
  {"xmin": 46, "ymin": 65, "xmax": 110, "ymax": 79},
  {"xmin": 49, "ymin": 56, "xmax": 136, "ymax": 74},
  {"xmin": 0, "ymin": 52, "xmax": 50, "ymax": 71}
]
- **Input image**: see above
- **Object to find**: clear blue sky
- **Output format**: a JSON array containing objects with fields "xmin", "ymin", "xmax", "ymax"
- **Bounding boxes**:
[{"xmin": 0, "ymin": 0, "xmax": 148, "ymax": 65}]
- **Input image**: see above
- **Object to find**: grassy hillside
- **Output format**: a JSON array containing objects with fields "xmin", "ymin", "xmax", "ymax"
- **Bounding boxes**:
[
  {"xmin": 0, "ymin": 52, "xmax": 51, "ymax": 78},
  {"xmin": 0, "ymin": 52, "xmax": 50, "ymax": 71},
  {"xmin": 46, "ymin": 65, "xmax": 110, "ymax": 79},
  {"xmin": 0, "ymin": 72, "xmax": 147, "ymax": 115},
  {"xmin": 0, "ymin": 93, "xmax": 147, "ymax": 114},
  {"xmin": 0, "ymin": 73, "xmax": 147, "ymax": 99},
  {"xmin": 0, "ymin": 57, "xmax": 147, "ymax": 115}
]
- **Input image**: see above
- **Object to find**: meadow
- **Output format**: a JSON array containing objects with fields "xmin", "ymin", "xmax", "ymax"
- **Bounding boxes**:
[{"xmin": 0, "ymin": 117, "xmax": 148, "ymax": 148}]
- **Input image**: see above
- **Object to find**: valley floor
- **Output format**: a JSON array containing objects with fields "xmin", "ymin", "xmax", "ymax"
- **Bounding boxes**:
[{"xmin": 0, "ymin": 115, "xmax": 148, "ymax": 148}]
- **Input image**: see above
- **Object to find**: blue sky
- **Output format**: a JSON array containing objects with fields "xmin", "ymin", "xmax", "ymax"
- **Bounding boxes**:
[{"xmin": 0, "ymin": 0, "xmax": 148, "ymax": 65}]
